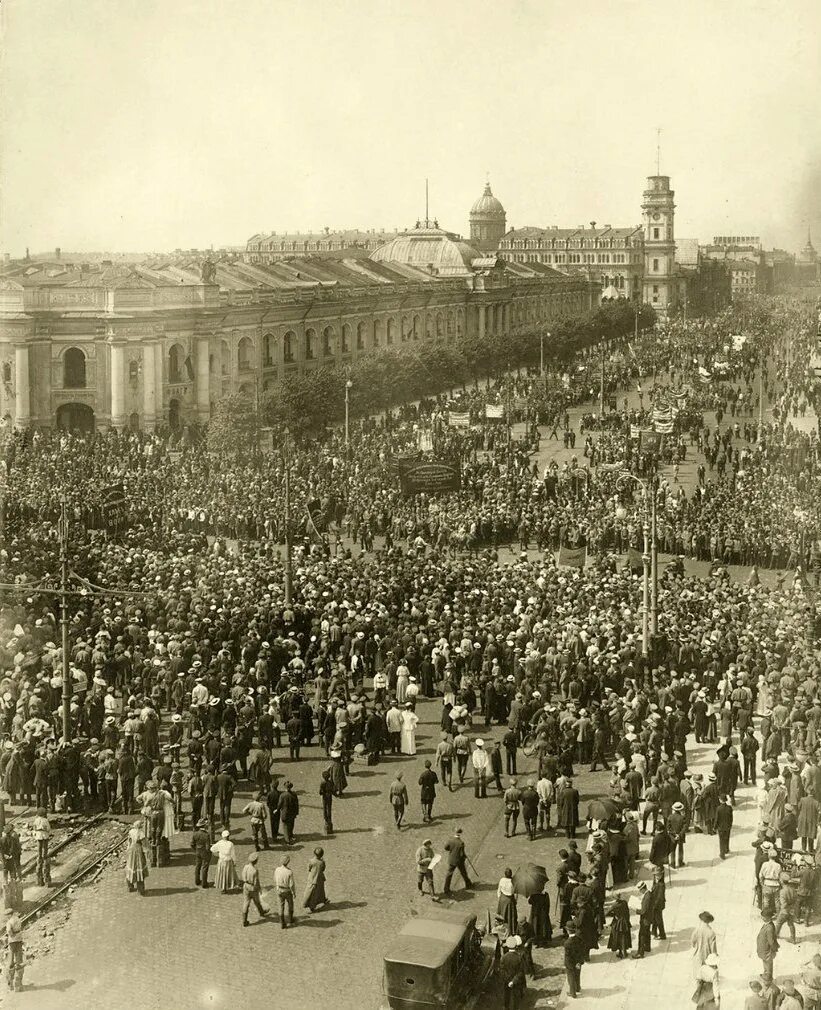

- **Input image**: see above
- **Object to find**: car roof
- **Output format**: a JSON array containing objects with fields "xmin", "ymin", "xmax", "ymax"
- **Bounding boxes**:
[{"xmin": 384, "ymin": 913, "xmax": 476, "ymax": 969}]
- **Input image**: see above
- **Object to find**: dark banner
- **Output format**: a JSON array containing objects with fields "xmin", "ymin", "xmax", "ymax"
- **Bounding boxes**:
[
  {"xmin": 399, "ymin": 460, "xmax": 462, "ymax": 496},
  {"xmin": 89, "ymin": 482, "xmax": 128, "ymax": 531},
  {"xmin": 387, "ymin": 451, "xmax": 423, "ymax": 475},
  {"xmin": 558, "ymin": 544, "xmax": 587, "ymax": 568}
]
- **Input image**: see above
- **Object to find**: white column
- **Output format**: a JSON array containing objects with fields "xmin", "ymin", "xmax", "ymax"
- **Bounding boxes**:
[
  {"xmin": 196, "ymin": 336, "xmax": 210, "ymax": 422},
  {"xmin": 110, "ymin": 342, "xmax": 126, "ymax": 430},
  {"xmin": 478, "ymin": 305, "xmax": 485, "ymax": 340},
  {"xmin": 154, "ymin": 342, "xmax": 164, "ymax": 424},
  {"xmin": 142, "ymin": 342, "xmax": 157, "ymax": 429},
  {"xmin": 13, "ymin": 345, "xmax": 30, "ymax": 429}
]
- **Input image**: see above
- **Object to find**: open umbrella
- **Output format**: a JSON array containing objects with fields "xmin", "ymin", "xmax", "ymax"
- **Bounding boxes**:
[
  {"xmin": 512, "ymin": 862, "xmax": 548, "ymax": 897},
  {"xmin": 586, "ymin": 798, "xmax": 620, "ymax": 821}
]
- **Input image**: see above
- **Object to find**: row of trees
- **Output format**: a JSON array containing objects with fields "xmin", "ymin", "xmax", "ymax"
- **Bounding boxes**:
[{"xmin": 208, "ymin": 301, "xmax": 656, "ymax": 451}]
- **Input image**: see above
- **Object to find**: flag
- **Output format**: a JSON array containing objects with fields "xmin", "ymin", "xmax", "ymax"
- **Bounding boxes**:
[
  {"xmin": 626, "ymin": 547, "xmax": 644, "ymax": 571},
  {"xmin": 599, "ymin": 460, "xmax": 626, "ymax": 472},
  {"xmin": 653, "ymin": 420, "xmax": 674, "ymax": 434},
  {"xmin": 417, "ymin": 430, "xmax": 433, "ymax": 452},
  {"xmin": 559, "ymin": 544, "xmax": 587, "ymax": 568},
  {"xmin": 626, "ymin": 341, "xmax": 638, "ymax": 360},
  {"xmin": 485, "ymin": 403, "xmax": 504, "ymax": 420},
  {"xmin": 731, "ymin": 334, "xmax": 747, "ymax": 351},
  {"xmin": 630, "ymin": 425, "xmax": 641, "ymax": 439},
  {"xmin": 306, "ymin": 498, "xmax": 328, "ymax": 543},
  {"xmin": 448, "ymin": 411, "xmax": 470, "ymax": 428},
  {"xmin": 639, "ymin": 429, "xmax": 663, "ymax": 454}
]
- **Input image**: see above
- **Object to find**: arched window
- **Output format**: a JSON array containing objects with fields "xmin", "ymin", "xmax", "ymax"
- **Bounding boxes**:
[
  {"xmin": 322, "ymin": 326, "xmax": 335, "ymax": 357},
  {"xmin": 446, "ymin": 312, "xmax": 454, "ymax": 339},
  {"xmin": 436, "ymin": 312, "xmax": 444, "ymax": 339},
  {"xmin": 283, "ymin": 331, "xmax": 295, "ymax": 363},
  {"xmin": 387, "ymin": 318, "xmax": 396, "ymax": 346},
  {"xmin": 456, "ymin": 309, "xmax": 464, "ymax": 337},
  {"xmin": 263, "ymin": 332, "xmax": 275, "ymax": 367},
  {"xmin": 220, "ymin": 340, "xmax": 231, "ymax": 375},
  {"xmin": 373, "ymin": 319, "xmax": 382, "ymax": 348},
  {"xmin": 64, "ymin": 347, "xmax": 87, "ymax": 389},
  {"xmin": 412, "ymin": 315, "xmax": 420, "ymax": 341},
  {"xmin": 305, "ymin": 328, "xmax": 316, "ymax": 360},
  {"xmin": 168, "ymin": 344, "xmax": 184, "ymax": 384},
  {"xmin": 128, "ymin": 359, "xmax": 139, "ymax": 383},
  {"xmin": 341, "ymin": 324, "xmax": 351, "ymax": 354},
  {"xmin": 238, "ymin": 336, "xmax": 254, "ymax": 371},
  {"xmin": 401, "ymin": 317, "xmax": 411, "ymax": 343},
  {"xmin": 356, "ymin": 322, "xmax": 367, "ymax": 351}
]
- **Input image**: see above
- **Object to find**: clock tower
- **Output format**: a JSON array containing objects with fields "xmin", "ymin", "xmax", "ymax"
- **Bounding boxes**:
[{"xmin": 641, "ymin": 175, "xmax": 678, "ymax": 318}]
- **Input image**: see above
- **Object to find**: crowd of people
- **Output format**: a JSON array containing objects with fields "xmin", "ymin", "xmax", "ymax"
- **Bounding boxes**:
[{"xmin": 0, "ymin": 295, "xmax": 819, "ymax": 1001}]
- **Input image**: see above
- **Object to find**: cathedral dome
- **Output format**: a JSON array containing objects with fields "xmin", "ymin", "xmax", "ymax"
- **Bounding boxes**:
[{"xmin": 470, "ymin": 182, "xmax": 505, "ymax": 218}]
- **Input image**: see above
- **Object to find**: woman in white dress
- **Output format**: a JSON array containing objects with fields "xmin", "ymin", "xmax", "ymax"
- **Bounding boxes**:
[
  {"xmin": 400, "ymin": 703, "xmax": 419, "ymax": 755},
  {"xmin": 210, "ymin": 829, "xmax": 238, "ymax": 893}
]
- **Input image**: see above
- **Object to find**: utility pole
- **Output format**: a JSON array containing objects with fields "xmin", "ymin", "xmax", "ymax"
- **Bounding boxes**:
[
  {"xmin": 641, "ymin": 517, "xmax": 650, "ymax": 656},
  {"xmin": 59, "ymin": 499, "xmax": 72, "ymax": 745},
  {"xmin": 650, "ymin": 475, "xmax": 658, "ymax": 637},
  {"xmin": 283, "ymin": 430, "xmax": 293, "ymax": 607},
  {"xmin": 599, "ymin": 340, "xmax": 605, "ymax": 416},
  {"xmin": 540, "ymin": 333, "xmax": 544, "ymax": 377},
  {"xmin": 506, "ymin": 372, "xmax": 512, "ymax": 469},
  {"xmin": 344, "ymin": 369, "xmax": 352, "ymax": 451},
  {"xmin": 759, "ymin": 347, "xmax": 765, "ymax": 433}
]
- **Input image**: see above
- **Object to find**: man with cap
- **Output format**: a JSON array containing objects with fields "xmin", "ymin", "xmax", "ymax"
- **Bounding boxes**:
[
  {"xmin": 190, "ymin": 817, "xmax": 212, "ymax": 888},
  {"xmin": 415, "ymin": 838, "xmax": 437, "ymax": 898},
  {"xmin": 242, "ymin": 791, "xmax": 270, "ymax": 851},
  {"xmin": 668, "ymin": 800, "xmax": 688, "ymax": 868},
  {"xmin": 240, "ymin": 850, "xmax": 269, "ymax": 926},
  {"xmin": 563, "ymin": 921, "xmax": 585, "ymax": 998},
  {"xmin": 273, "ymin": 854, "xmax": 296, "ymax": 929},
  {"xmin": 759, "ymin": 844, "xmax": 782, "ymax": 918},
  {"xmin": 443, "ymin": 827, "xmax": 473, "ymax": 896},
  {"xmin": 756, "ymin": 912, "xmax": 779, "ymax": 982},
  {"xmin": 715, "ymin": 794, "xmax": 734, "ymax": 859},
  {"xmin": 520, "ymin": 779, "xmax": 540, "ymax": 842},
  {"xmin": 741, "ymin": 726, "xmax": 760, "ymax": 785},
  {"xmin": 631, "ymin": 881, "xmax": 653, "ymax": 958},
  {"xmin": 499, "ymin": 934, "xmax": 527, "ymax": 1010},
  {"xmin": 504, "ymin": 778, "xmax": 521, "ymax": 838},
  {"xmin": 418, "ymin": 760, "xmax": 439, "ymax": 824},
  {"xmin": 472, "ymin": 739, "xmax": 489, "ymax": 799}
]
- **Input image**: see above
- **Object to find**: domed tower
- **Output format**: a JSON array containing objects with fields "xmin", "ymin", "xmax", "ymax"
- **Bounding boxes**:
[{"xmin": 469, "ymin": 181, "xmax": 507, "ymax": 253}]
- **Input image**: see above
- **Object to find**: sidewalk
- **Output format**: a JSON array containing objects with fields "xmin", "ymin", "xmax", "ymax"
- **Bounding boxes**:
[{"xmin": 555, "ymin": 740, "xmax": 821, "ymax": 1010}]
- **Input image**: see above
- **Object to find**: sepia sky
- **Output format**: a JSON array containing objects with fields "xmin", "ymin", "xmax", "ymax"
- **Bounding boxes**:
[{"xmin": 1, "ymin": 0, "xmax": 819, "ymax": 256}]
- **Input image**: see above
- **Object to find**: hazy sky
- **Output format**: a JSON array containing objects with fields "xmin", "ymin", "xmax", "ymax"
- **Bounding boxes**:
[{"xmin": 1, "ymin": 0, "xmax": 819, "ymax": 256}]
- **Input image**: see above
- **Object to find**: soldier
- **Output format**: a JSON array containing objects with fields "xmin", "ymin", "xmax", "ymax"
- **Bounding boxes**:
[
  {"xmin": 241, "ymin": 851, "xmax": 269, "ymax": 927},
  {"xmin": 32, "ymin": 807, "xmax": 51, "ymax": 887},
  {"xmin": 190, "ymin": 817, "xmax": 212, "ymax": 888},
  {"xmin": 4, "ymin": 911, "xmax": 24, "ymax": 992}
]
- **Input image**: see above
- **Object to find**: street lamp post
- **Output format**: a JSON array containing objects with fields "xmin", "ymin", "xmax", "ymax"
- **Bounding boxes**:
[
  {"xmin": 616, "ymin": 471, "xmax": 658, "ymax": 656},
  {"xmin": 344, "ymin": 374, "xmax": 353, "ymax": 449},
  {"xmin": 283, "ymin": 430, "xmax": 293, "ymax": 607}
]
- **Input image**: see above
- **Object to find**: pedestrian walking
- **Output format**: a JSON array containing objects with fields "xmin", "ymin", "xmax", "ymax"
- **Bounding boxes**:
[
  {"xmin": 606, "ymin": 895, "xmax": 632, "ymax": 958},
  {"xmin": 415, "ymin": 838, "xmax": 437, "ymax": 898},
  {"xmin": 443, "ymin": 827, "xmax": 473, "ymax": 895},
  {"xmin": 389, "ymin": 772, "xmax": 409, "ymax": 828},
  {"xmin": 418, "ymin": 760, "xmax": 439, "ymax": 823},
  {"xmin": 319, "ymin": 769, "xmax": 335, "ymax": 835},
  {"xmin": 500, "ymin": 936, "xmax": 527, "ymax": 1010},
  {"xmin": 32, "ymin": 807, "xmax": 51, "ymax": 887},
  {"xmin": 472, "ymin": 739, "xmax": 489, "ymax": 798},
  {"xmin": 4, "ymin": 912, "xmax": 24, "ymax": 992},
  {"xmin": 278, "ymin": 780, "xmax": 299, "ymax": 844},
  {"xmin": 716, "ymin": 795, "xmax": 733, "ymax": 858},
  {"xmin": 240, "ymin": 851, "xmax": 269, "ymax": 926},
  {"xmin": 564, "ymin": 923, "xmax": 585, "ymax": 998},
  {"xmin": 125, "ymin": 818, "xmax": 149, "ymax": 895},
  {"xmin": 691, "ymin": 911, "xmax": 718, "ymax": 979},
  {"xmin": 756, "ymin": 912, "xmax": 779, "ymax": 982},
  {"xmin": 303, "ymin": 847, "xmax": 328, "ymax": 912},
  {"xmin": 774, "ymin": 872, "xmax": 798, "ymax": 943},
  {"xmin": 242, "ymin": 792, "xmax": 270, "ymax": 851},
  {"xmin": 504, "ymin": 778, "xmax": 521, "ymax": 837},
  {"xmin": 497, "ymin": 867, "xmax": 518, "ymax": 933},
  {"xmin": 273, "ymin": 854, "xmax": 296, "ymax": 929},
  {"xmin": 190, "ymin": 817, "xmax": 212, "ymax": 888},
  {"xmin": 631, "ymin": 881, "xmax": 653, "ymax": 958},
  {"xmin": 210, "ymin": 829, "xmax": 239, "ymax": 894},
  {"xmin": 435, "ymin": 733, "xmax": 454, "ymax": 791}
]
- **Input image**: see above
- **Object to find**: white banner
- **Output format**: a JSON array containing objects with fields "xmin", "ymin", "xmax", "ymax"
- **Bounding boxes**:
[
  {"xmin": 448, "ymin": 411, "xmax": 470, "ymax": 428},
  {"xmin": 485, "ymin": 404, "xmax": 504, "ymax": 419}
]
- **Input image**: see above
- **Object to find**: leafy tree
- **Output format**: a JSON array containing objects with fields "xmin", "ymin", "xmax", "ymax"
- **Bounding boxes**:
[{"xmin": 206, "ymin": 393, "xmax": 258, "ymax": 457}]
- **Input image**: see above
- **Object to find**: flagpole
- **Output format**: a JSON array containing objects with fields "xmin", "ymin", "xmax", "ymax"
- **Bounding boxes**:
[
  {"xmin": 284, "ymin": 430, "xmax": 293, "ymax": 608},
  {"xmin": 59, "ymin": 498, "xmax": 72, "ymax": 745}
]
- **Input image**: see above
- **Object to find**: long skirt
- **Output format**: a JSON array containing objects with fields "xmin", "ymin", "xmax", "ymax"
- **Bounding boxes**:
[
  {"xmin": 214, "ymin": 857, "xmax": 238, "ymax": 892},
  {"xmin": 497, "ymin": 892, "xmax": 518, "ymax": 934},
  {"xmin": 125, "ymin": 841, "xmax": 149, "ymax": 884},
  {"xmin": 528, "ymin": 892, "xmax": 553, "ymax": 945},
  {"xmin": 303, "ymin": 875, "xmax": 327, "ymax": 911}
]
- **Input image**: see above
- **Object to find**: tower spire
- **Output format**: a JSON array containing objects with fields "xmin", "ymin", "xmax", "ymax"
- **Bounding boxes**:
[
  {"xmin": 656, "ymin": 127, "xmax": 661, "ymax": 175},
  {"xmin": 425, "ymin": 178, "xmax": 429, "ymax": 228}
]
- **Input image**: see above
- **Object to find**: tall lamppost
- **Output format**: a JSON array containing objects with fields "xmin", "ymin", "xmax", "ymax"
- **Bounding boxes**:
[
  {"xmin": 615, "ymin": 471, "xmax": 658, "ymax": 656},
  {"xmin": 344, "ymin": 373, "xmax": 353, "ymax": 450}
]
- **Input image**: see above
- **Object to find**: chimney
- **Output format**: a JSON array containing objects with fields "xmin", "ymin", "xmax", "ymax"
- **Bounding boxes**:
[
  {"xmin": 590, "ymin": 222, "xmax": 596, "ymax": 231},
  {"xmin": 55, "ymin": 246, "xmax": 61, "ymax": 259}
]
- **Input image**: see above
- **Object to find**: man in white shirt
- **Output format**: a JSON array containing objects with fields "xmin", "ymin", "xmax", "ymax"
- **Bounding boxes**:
[
  {"xmin": 472, "ymin": 739, "xmax": 489, "ymax": 799},
  {"xmin": 191, "ymin": 678, "xmax": 209, "ymax": 710},
  {"xmin": 273, "ymin": 855, "xmax": 296, "ymax": 929},
  {"xmin": 536, "ymin": 773, "xmax": 554, "ymax": 832},
  {"xmin": 385, "ymin": 703, "xmax": 403, "ymax": 755}
]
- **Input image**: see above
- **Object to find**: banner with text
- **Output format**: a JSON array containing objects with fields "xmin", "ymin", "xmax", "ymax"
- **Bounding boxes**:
[{"xmin": 399, "ymin": 460, "xmax": 462, "ymax": 496}]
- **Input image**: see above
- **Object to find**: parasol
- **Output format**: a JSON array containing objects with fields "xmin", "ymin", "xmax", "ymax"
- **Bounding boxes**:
[
  {"xmin": 586, "ymin": 798, "xmax": 621, "ymax": 821},
  {"xmin": 512, "ymin": 862, "xmax": 548, "ymax": 897}
]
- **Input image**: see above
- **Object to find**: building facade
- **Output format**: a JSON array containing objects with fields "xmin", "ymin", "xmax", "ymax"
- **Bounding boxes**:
[
  {"xmin": 245, "ymin": 228, "xmax": 390, "ymax": 263},
  {"xmin": 0, "ymin": 240, "xmax": 593, "ymax": 432},
  {"xmin": 469, "ymin": 183, "xmax": 507, "ymax": 253}
]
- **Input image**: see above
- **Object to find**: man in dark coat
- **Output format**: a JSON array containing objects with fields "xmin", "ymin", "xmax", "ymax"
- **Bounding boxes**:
[
  {"xmin": 563, "ymin": 925, "xmax": 585, "ymax": 998},
  {"xmin": 443, "ymin": 827, "xmax": 472, "ymax": 895},
  {"xmin": 757, "ymin": 912, "xmax": 779, "ymax": 982},
  {"xmin": 649, "ymin": 821, "xmax": 672, "ymax": 868},
  {"xmin": 418, "ymin": 760, "xmax": 439, "ymax": 823},
  {"xmin": 557, "ymin": 779, "xmax": 580, "ymax": 838},
  {"xmin": 190, "ymin": 817, "xmax": 212, "ymax": 887},
  {"xmin": 631, "ymin": 882, "xmax": 653, "ymax": 958},
  {"xmin": 499, "ymin": 937, "xmax": 527, "ymax": 1009},
  {"xmin": 277, "ymin": 780, "xmax": 299, "ymax": 844},
  {"xmin": 715, "ymin": 795, "xmax": 733, "ymax": 859}
]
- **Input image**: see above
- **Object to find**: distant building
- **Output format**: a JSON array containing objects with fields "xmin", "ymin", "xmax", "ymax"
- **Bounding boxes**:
[
  {"xmin": 245, "ymin": 228, "xmax": 389, "ymax": 263},
  {"xmin": 0, "ymin": 232, "xmax": 593, "ymax": 432},
  {"xmin": 641, "ymin": 175, "xmax": 679, "ymax": 317}
]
